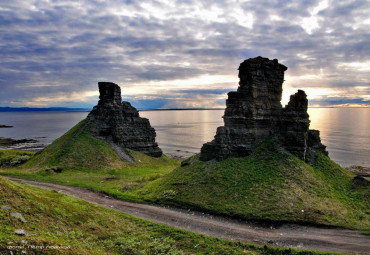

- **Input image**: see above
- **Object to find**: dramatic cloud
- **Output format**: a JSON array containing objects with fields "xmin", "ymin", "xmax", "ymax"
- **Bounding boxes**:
[{"xmin": 0, "ymin": 0, "xmax": 369, "ymax": 108}]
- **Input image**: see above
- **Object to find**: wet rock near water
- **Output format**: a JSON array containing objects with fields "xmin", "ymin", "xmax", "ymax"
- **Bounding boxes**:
[
  {"xmin": 200, "ymin": 57, "xmax": 328, "ymax": 162},
  {"xmin": 87, "ymin": 82, "xmax": 162, "ymax": 158},
  {"xmin": 346, "ymin": 165, "xmax": 370, "ymax": 177},
  {"xmin": 0, "ymin": 138, "xmax": 38, "ymax": 147}
]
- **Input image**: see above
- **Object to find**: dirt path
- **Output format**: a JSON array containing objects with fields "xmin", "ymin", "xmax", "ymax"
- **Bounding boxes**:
[{"xmin": 7, "ymin": 177, "xmax": 369, "ymax": 254}]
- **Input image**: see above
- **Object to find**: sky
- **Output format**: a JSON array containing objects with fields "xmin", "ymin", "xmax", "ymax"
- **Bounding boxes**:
[{"xmin": 0, "ymin": 0, "xmax": 369, "ymax": 109}]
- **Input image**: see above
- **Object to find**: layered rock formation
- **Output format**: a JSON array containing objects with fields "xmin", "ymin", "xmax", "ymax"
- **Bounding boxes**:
[
  {"xmin": 87, "ymin": 82, "xmax": 162, "ymax": 158},
  {"xmin": 200, "ymin": 57, "xmax": 327, "ymax": 161}
]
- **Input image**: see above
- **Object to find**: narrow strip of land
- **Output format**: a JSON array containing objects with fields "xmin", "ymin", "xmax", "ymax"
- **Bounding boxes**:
[{"xmin": 7, "ymin": 177, "xmax": 369, "ymax": 254}]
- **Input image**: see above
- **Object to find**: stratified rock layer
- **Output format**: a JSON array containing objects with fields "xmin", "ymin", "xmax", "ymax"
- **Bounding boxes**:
[
  {"xmin": 87, "ymin": 82, "xmax": 162, "ymax": 158},
  {"xmin": 200, "ymin": 57, "xmax": 327, "ymax": 161}
]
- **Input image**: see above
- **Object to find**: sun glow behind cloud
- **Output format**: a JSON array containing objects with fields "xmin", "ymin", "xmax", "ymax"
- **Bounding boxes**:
[{"xmin": 300, "ymin": 0, "xmax": 329, "ymax": 34}]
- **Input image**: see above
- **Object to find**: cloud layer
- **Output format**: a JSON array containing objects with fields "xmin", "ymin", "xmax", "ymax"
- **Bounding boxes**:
[{"xmin": 1, "ymin": 0, "xmax": 369, "ymax": 108}]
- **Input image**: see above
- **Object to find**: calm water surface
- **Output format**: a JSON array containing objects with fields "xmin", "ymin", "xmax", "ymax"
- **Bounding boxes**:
[{"xmin": 0, "ymin": 108, "xmax": 369, "ymax": 167}]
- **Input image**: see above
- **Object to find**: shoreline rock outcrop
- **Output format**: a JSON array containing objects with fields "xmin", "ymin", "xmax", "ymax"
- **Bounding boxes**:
[
  {"xmin": 200, "ymin": 56, "xmax": 327, "ymax": 162},
  {"xmin": 87, "ymin": 82, "xmax": 162, "ymax": 158}
]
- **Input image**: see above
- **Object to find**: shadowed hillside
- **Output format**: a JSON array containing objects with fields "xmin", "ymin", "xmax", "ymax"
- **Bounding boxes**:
[{"xmin": 138, "ymin": 137, "xmax": 370, "ymax": 230}]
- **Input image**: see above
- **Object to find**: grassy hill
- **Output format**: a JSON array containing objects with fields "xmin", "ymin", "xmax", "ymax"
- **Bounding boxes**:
[
  {"xmin": 22, "ymin": 119, "xmax": 177, "ymax": 171},
  {"xmin": 0, "ymin": 119, "xmax": 179, "ymax": 201},
  {"xmin": 0, "ymin": 176, "xmax": 329, "ymax": 255},
  {"xmin": 136, "ymin": 138, "xmax": 370, "ymax": 230}
]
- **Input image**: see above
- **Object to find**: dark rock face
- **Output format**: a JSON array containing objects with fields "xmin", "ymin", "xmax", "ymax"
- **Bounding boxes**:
[
  {"xmin": 307, "ymin": 129, "xmax": 328, "ymax": 156},
  {"xmin": 87, "ymin": 82, "xmax": 162, "ymax": 158},
  {"xmin": 200, "ymin": 57, "xmax": 328, "ymax": 162},
  {"xmin": 279, "ymin": 90, "xmax": 310, "ymax": 160}
]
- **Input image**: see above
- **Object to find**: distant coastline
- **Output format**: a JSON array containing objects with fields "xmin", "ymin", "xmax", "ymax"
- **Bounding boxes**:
[{"xmin": 0, "ymin": 107, "xmax": 91, "ymax": 112}]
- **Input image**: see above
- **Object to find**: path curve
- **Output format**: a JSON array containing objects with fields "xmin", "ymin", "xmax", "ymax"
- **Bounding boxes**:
[{"xmin": 7, "ymin": 177, "xmax": 369, "ymax": 254}]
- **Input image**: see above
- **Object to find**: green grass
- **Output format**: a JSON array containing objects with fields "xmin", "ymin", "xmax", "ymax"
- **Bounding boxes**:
[
  {"xmin": 1, "ymin": 120, "xmax": 368, "ymax": 232},
  {"xmin": 135, "ymin": 138, "xmax": 370, "ymax": 231},
  {"xmin": 22, "ymin": 119, "xmax": 137, "ymax": 170},
  {"xmin": 0, "ymin": 119, "xmax": 179, "ymax": 202},
  {"xmin": 0, "ymin": 150, "xmax": 34, "ymax": 168},
  {"xmin": 0, "ymin": 176, "xmax": 330, "ymax": 254}
]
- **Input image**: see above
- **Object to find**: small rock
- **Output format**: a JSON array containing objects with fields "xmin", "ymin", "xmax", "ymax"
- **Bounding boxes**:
[
  {"xmin": 301, "ymin": 210, "xmax": 305, "ymax": 213},
  {"xmin": 10, "ymin": 212, "xmax": 27, "ymax": 223},
  {"xmin": 267, "ymin": 240, "xmax": 274, "ymax": 244},
  {"xmin": 14, "ymin": 229, "xmax": 28, "ymax": 236},
  {"xmin": 1, "ymin": 205, "xmax": 11, "ymax": 210},
  {"xmin": 52, "ymin": 167, "xmax": 63, "ymax": 173},
  {"xmin": 352, "ymin": 175, "xmax": 369, "ymax": 188},
  {"xmin": 21, "ymin": 240, "xmax": 27, "ymax": 244},
  {"xmin": 181, "ymin": 161, "xmax": 190, "ymax": 167}
]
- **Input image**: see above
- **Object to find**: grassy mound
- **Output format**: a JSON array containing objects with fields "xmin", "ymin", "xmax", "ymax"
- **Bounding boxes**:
[
  {"xmin": 0, "ymin": 176, "xmax": 325, "ymax": 255},
  {"xmin": 17, "ymin": 118, "xmax": 178, "ymax": 172},
  {"xmin": 0, "ymin": 119, "xmax": 179, "ymax": 201},
  {"xmin": 137, "ymin": 138, "xmax": 370, "ymax": 230},
  {"xmin": 22, "ymin": 119, "xmax": 161, "ymax": 171}
]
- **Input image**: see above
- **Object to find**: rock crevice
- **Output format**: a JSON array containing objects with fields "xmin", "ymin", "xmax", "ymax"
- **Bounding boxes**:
[
  {"xmin": 200, "ymin": 57, "xmax": 327, "ymax": 162},
  {"xmin": 87, "ymin": 82, "xmax": 162, "ymax": 158}
]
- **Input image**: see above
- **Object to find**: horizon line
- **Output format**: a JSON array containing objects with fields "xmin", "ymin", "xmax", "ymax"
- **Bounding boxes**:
[{"xmin": 0, "ymin": 106, "xmax": 370, "ymax": 112}]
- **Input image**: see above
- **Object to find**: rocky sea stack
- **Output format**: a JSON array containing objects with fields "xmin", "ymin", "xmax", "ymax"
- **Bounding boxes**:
[
  {"xmin": 21, "ymin": 82, "xmax": 166, "ymax": 170},
  {"xmin": 87, "ymin": 82, "xmax": 162, "ymax": 158},
  {"xmin": 200, "ymin": 56, "xmax": 327, "ymax": 161}
]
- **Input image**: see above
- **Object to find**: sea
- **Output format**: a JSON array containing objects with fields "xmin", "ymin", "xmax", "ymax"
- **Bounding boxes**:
[{"xmin": 0, "ymin": 108, "xmax": 369, "ymax": 167}]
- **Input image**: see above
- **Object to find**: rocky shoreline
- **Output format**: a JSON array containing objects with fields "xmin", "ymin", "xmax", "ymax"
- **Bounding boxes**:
[
  {"xmin": 346, "ymin": 165, "xmax": 370, "ymax": 177},
  {"xmin": 0, "ymin": 137, "xmax": 41, "ymax": 151}
]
